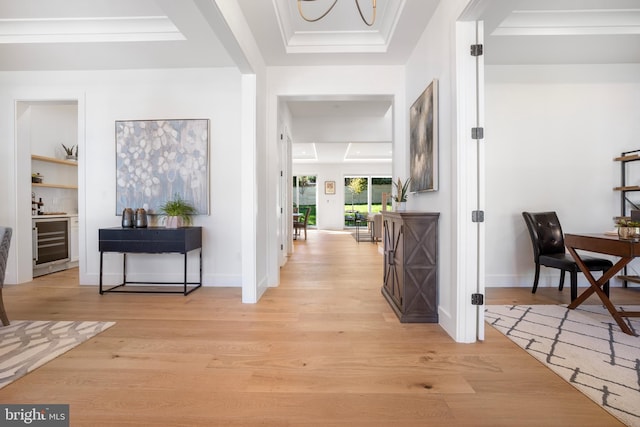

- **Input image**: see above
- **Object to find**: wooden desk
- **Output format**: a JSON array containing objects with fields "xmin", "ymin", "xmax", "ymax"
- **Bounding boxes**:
[
  {"xmin": 565, "ymin": 233, "xmax": 640, "ymax": 335},
  {"xmin": 98, "ymin": 227, "xmax": 202, "ymax": 295}
]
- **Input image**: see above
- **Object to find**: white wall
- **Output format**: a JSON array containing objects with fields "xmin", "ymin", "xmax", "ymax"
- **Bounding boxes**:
[
  {"xmin": 404, "ymin": 0, "xmax": 473, "ymax": 341},
  {"xmin": 485, "ymin": 64, "xmax": 640, "ymax": 288},
  {"xmin": 28, "ymin": 102, "xmax": 78, "ymax": 156},
  {"xmin": 212, "ymin": 0, "xmax": 270, "ymax": 302},
  {"xmin": 0, "ymin": 68, "xmax": 244, "ymax": 287},
  {"xmin": 293, "ymin": 162, "xmax": 392, "ymax": 230}
]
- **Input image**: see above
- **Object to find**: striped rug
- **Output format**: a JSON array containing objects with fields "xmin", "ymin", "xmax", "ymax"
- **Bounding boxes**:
[
  {"xmin": 0, "ymin": 320, "xmax": 115, "ymax": 389},
  {"xmin": 486, "ymin": 305, "xmax": 640, "ymax": 427}
]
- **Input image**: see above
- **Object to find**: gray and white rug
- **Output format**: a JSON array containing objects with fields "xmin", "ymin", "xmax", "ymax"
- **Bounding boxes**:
[
  {"xmin": 485, "ymin": 305, "xmax": 640, "ymax": 427},
  {"xmin": 0, "ymin": 320, "xmax": 115, "ymax": 389}
]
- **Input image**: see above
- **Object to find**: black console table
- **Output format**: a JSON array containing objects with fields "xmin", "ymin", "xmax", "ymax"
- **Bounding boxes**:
[{"xmin": 98, "ymin": 227, "xmax": 202, "ymax": 295}]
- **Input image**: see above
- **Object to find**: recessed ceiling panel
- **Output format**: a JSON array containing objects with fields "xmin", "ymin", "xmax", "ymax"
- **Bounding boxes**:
[
  {"xmin": 0, "ymin": 16, "xmax": 184, "ymax": 44},
  {"xmin": 240, "ymin": 0, "xmax": 440, "ymax": 64},
  {"xmin": 344, "ymin": 142, "xmax": 392, "ymax": 161},
  {"xmin": 292, "ymin": 143, "xmax": 317, "ymax": 160},
  {"xmin": 288, "ymin": 99, "xmax": 391, "ymax": 117},
  {"xmin": 479, "ymin": 0, "xmax": 640, "ymax": 65},
  {"xmin": 0, "ymin": 0, "xmax": 237, "ymax": 70},
  {"xmin": 273, "ymin": 0, "xmax": 402, "ymax": 53},
  {"xmin": 492, "ymin": 9, "xmax": 640, "ymax": 36}
]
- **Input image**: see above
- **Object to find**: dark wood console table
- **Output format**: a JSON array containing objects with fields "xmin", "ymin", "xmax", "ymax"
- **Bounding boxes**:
[{"xmin": 99, "ymin": 227, "xmax": 202, "ymax": 295}]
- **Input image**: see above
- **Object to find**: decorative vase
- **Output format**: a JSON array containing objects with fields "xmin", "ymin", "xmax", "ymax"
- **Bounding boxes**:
[
  {"xmin": 165, "ymin": 216, "xmax": 183, "ymax": 228},
  {"xmin": 395, "ymin": 201, "xmax": 406, "ymax": 212},
  {"xmin": 618, "ymin": 226, "xmax": 640, "ymax": 240}
]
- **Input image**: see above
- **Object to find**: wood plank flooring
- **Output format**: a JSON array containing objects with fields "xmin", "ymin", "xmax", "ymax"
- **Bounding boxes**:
[{"xmin": 1, "ymin": 229, "xmax": 638, "ymax": 426}]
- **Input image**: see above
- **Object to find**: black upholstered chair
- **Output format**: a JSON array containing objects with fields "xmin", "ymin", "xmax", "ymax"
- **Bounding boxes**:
[
  {"xmin": 0, "ymin": 227, "xmax": 12, "ymax": 326},
  {"xmin": 522, "ymin": 212, "xmax": 612, "ymax": 301}
]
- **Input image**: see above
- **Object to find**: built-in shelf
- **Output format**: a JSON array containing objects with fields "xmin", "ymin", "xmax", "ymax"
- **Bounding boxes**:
[
  {"xmin": 614, "ymin": 186, "xmax": 640, "ymax": 191},
  {"xmin": 32, "ymin": 182, "xmax": 78, "ymax": 190},
  {"xmin": 31, "ymin": 154, "xmax": 78, "ymax": 189},
  {"xmin": 614, "ymin": 154, "xmax": 640, "ymax": 162},
  {"xmin": 31, "ymin": 154, "xmax": 78, "ymax": 166}
]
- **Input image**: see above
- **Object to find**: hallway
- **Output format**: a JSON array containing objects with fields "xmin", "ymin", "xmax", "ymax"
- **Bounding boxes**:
[{"xmin": 0, "ymin": 230, "xmax": 629, "ymax": 425}]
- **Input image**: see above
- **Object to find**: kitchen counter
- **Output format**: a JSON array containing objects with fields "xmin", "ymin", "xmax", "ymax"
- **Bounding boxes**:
[{"xmin": 32, "ymin": 213, "xmax": 77, "ymax": 219}]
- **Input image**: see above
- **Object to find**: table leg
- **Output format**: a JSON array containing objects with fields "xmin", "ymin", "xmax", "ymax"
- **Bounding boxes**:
[
  {"xmin": 199, "ymin": 248, "xmax": 202, "ymax": 286},
  {"xmin": 99, "ymin": 251, "xmax": 104, "ymax": 294},
  {"xmin": 183, "ymin": 252, "xmax": 188, "ymax": 295},
  {"xmin": 567, "ymin": 247, "xmax": 635, "ymax": 335},
  {"xmin": 123, "ymin": 253, "xmax": 127, "ymax": 285}
]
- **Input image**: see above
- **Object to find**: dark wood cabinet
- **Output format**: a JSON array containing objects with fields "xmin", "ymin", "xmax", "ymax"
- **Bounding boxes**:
[{"xmin": 381, "ymin": 212, "xmax": 439, "ymax": 323}]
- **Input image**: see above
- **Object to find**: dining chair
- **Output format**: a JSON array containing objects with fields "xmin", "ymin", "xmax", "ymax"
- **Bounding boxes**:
[
  {"xmin": 522, "ymin": 211, "xmax": 612, "ymax": 301},
  {"xmin": 294, "ymin": 208, "xmax": 310, "ymax": 241},
  {"xmin": 0, "ymin": 226, "xmax": 13, "ymax": 326}
]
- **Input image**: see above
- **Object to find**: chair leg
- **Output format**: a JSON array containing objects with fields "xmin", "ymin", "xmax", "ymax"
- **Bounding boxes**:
[
  {"xmin": 532, "ymin": 264, "xmax": 541, "ymax": 294},
  {"xmin": 558, "ymin": 270, "xmax": 565, "ymax": 291},
  {"xmin": 0, "ymin": 289, "xmax": 9, "ymax": 326},
  {"xmin": 570, "ymin": 271, "xmax": 578, "ymax": 302},
  {"xmin": 304, "ymin": 227, "xmax": 307, "ymax": 240},
  {"xmin": 603, "ymin": 268, "xmax": 610, "ymax": 298}
]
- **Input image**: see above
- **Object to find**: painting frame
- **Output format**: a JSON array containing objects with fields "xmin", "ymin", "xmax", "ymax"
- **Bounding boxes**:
[
  {"xmin": 325, "ymin": 181, "xmax": 336, "ymax": 195},
  {"xmin": 409, "ymin": 79, "xmax": 439, "ymax": 193},
  {"xmin": 115, "ymin": 118, "xmax": 210, "ymax": 215}
]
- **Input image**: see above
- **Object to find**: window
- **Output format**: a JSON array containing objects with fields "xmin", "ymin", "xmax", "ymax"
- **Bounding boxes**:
[
  {"xmin": 293, "ymin": 175, "xmax": 316, "ymax": 226},
  {"xmin": 343, "ymin": 176, "xmax": 391, "ymax": 226}
]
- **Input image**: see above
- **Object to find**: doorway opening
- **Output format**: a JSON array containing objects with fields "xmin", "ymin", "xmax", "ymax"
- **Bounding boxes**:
[
  {"xmin": 293, "ymin": 175, "xmax": 317, "ymax": 227},
  {"xmin": 17, "ymin": 99, "xmax": 80, "ymax": 284}
]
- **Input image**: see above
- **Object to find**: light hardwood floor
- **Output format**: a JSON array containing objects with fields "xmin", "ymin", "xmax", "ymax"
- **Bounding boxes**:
[{"xmin": 2, "ymin": 229, "xmax": 638, "ymax": 426}]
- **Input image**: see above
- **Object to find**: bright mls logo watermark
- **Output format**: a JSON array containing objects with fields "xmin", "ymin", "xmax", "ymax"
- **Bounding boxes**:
[{"xmin": 0, "ymin": 405, "xmax": 69, "ymax": 426}]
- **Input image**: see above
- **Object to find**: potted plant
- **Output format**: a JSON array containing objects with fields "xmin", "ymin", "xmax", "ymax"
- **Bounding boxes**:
[
  {"xmin": 62, "ymin": 144, "xmax": 77, "ymax": 161},
  {"xmin": 159, "ymin": 193, "xmax": 197, "ymax": 228},
  {"xmin": 392, "ymin": 177, "xmax": 411, "ymax": 211}
]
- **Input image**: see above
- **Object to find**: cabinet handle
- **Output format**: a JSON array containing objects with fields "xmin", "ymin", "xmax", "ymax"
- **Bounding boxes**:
[
  {"xmin": 32, "ymin": 227, "xmax": 38, "ymax": 262},
  {"xmin": 387, "ymin": 249, "xmax": 394, "ymax": 266}
]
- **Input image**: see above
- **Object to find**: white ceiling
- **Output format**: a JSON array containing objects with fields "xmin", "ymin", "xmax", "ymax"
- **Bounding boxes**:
[
  {"xmin": 0, "ymin": 0, "xmax": 238, "ymax": 71},
  {"xmin": 1, "ymin": 0, "xmax": 638, "ymax": 162},
  {"xmin": 1, "ymin": 1, "xmax": 637, "ymax": 69},
  {"xmin": 474, "ymin": 0, "xmax": 640, "ymax": 65},
  {"xmin": 288, "ymin": 98, "xmax": 393, "ymax": 163}
]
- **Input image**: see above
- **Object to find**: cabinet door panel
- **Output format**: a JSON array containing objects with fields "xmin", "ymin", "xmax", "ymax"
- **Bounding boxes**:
[{"xmin": 383, "ymin": 217, "xmax": 403, "ymax": 306}]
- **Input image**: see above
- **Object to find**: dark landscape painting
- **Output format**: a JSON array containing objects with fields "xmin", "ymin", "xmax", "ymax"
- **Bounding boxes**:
[{"xmin": 410, "ymin": 79, "xmax": 438, "ymax": 192}]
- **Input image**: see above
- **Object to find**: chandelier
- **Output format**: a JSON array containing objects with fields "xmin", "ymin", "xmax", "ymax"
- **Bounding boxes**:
[{"xmin": 297, "ymin": 0, "xmax": 377, "ymax": 27}]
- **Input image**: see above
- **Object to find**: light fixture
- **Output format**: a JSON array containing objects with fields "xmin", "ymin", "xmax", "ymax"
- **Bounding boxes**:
[{"xmin": 297, "ymin": 0, "xmax": 376, "ymax": 26}]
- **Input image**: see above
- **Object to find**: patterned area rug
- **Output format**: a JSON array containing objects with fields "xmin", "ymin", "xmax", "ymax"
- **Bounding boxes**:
[
  {"xmin": 0, "ymin": 320, "xmax": 115, "ymax": 389},
  {"xmin": 485, "ymin": 305, "xmax": 640, "ymax": 427}
]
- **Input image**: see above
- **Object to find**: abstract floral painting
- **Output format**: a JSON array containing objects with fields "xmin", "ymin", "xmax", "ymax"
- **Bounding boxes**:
[
  {"xmin": 115, "ymin": 119, "xmax": 209, "ymax": 215},
  {"xmin": 410, "ymin": 79, "xmax": 438, "ymax": 192}
]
